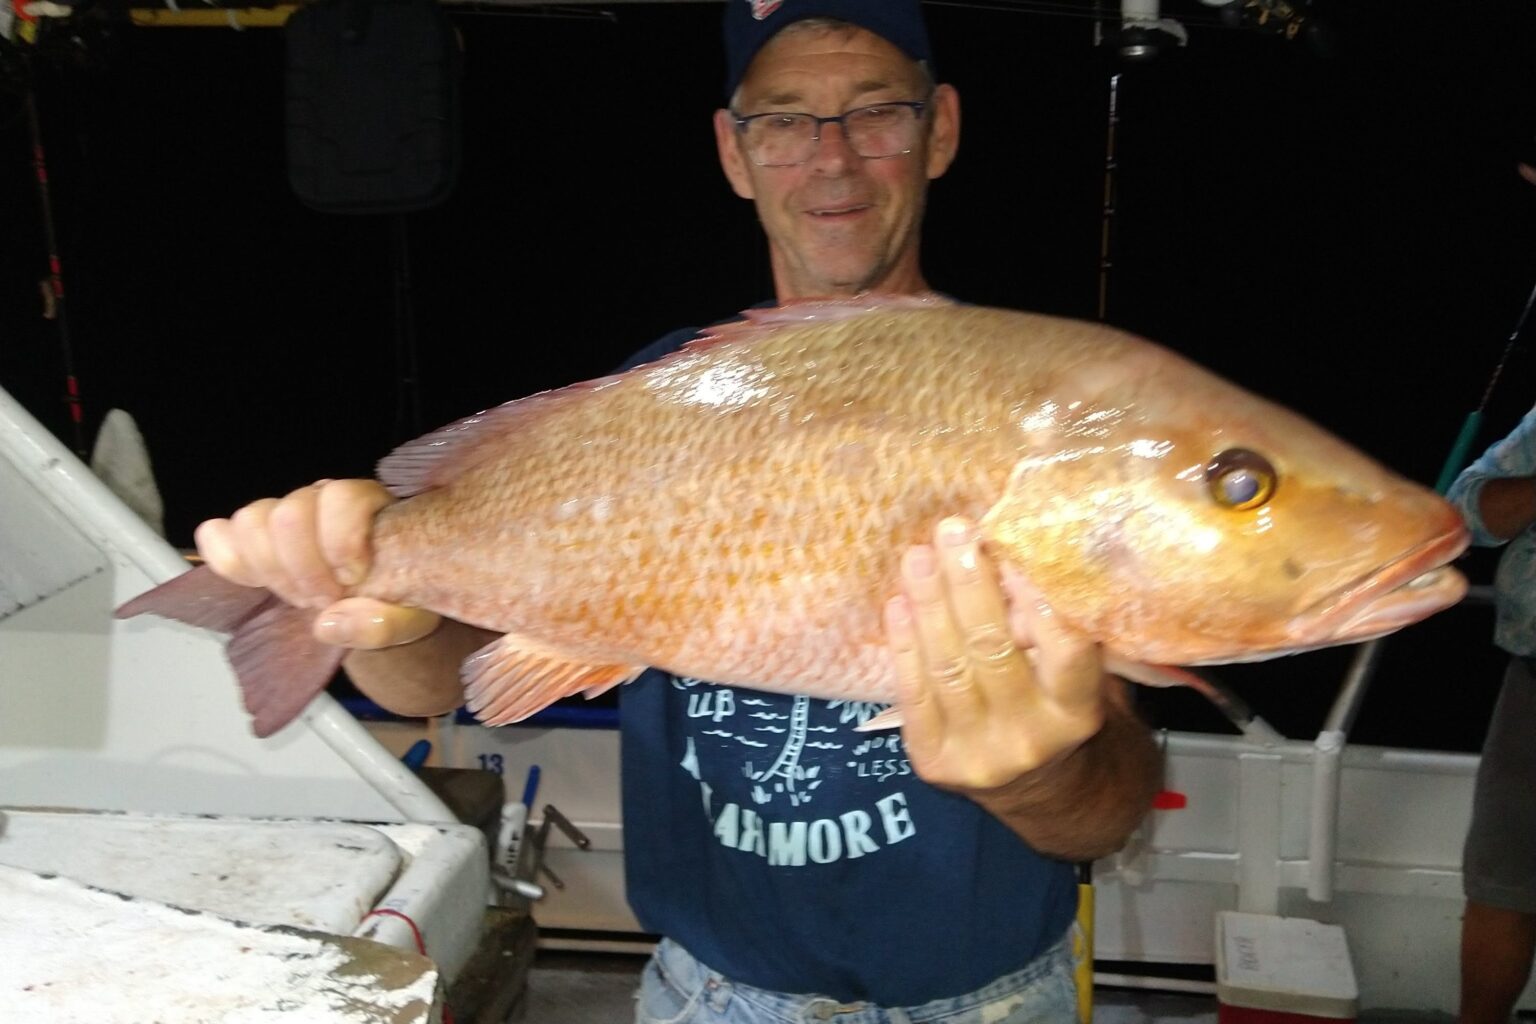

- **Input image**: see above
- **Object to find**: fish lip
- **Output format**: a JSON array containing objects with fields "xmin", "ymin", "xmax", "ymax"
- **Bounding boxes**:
[{"xmin": 1287, "ymin": 524, "xmax": 1471, "ymax": 640}]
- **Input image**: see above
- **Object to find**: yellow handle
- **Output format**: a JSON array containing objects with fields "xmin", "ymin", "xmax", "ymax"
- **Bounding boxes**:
[{"xmin": 1073, "ymin": 881, "xmax": 1095, "ymax": 1023}]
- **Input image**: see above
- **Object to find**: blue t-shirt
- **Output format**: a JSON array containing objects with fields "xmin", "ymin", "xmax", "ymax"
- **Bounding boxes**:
[{"xmin": 614, "ymin": 321, "xmax": 1077, "ymax": 1007}]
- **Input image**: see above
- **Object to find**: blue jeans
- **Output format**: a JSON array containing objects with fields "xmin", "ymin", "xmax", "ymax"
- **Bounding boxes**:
[{"xmin": 634, "ymin": 933, "xmax": 1077, "ymax": 1024}]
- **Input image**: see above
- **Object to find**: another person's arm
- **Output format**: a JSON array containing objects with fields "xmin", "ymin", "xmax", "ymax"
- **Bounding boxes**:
[
  {"xmin": 1464, "ymin": 476, "xmax": 1536, "ymax": 543},
  {"xmin": 1447, "ymin": 404, "xmax": 1536, "ymax": 545}
]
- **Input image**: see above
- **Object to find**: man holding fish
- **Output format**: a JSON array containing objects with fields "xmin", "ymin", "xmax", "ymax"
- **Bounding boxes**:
[
  {"xmin": 147, "ymin": 1, "xmax": 1469, "ymax": 1021},
  {"xmin": 191, "ymin": 2, "xmax": 1156, "ymax": 1018}
]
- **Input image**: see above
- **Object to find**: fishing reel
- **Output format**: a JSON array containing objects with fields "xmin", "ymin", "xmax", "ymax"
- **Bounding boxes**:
[
  {"xmin": 1209, "ymin": 0, "xmax": 1309, "ymax": 39},
  {"xmin": 0, "ymin": 0, "xmax": 123, "ymax": 80},
  {"xmin": 1098, "ymin": 0, "xmax": 1189, "ymax": 63},
  {"xmin": 1201, "ymin": 0, "xmax": 1335, "ymax": 54}
]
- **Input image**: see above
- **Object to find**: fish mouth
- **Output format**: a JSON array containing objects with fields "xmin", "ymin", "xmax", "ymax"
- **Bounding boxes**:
[{"xmin": 1288, "ymin": 524, "xmax": 1471, "ymax": 645}]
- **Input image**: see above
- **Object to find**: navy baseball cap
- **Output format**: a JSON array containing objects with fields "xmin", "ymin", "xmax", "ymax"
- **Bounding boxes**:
[{"xmin": 722, "ymin": 0, "xmax": 933, "ymax": 102}]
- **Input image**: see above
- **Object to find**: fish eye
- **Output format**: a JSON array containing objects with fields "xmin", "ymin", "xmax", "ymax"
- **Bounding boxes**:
[{"xmin": 1206, "ymin": 448, "xmax": 1277, "ymax": 511}]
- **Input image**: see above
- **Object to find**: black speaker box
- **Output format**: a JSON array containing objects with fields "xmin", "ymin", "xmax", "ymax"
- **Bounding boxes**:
[{"xmin": 285, "ymin": 0, "xmax": 463, "ymax": 213}]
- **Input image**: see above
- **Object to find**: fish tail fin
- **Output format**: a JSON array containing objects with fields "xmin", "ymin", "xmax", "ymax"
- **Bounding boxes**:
[
  {"xmin": 116, "ymin": 563, "xmax": 274, "ymax": 632},
  {"xmin": 116, "ymin": 566, "xmax": 343, "ymax": 738}
]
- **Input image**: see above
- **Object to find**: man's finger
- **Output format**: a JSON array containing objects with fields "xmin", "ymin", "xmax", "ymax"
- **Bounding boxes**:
[
  {"xmin": 1019, "ymin": 595, "xmax": 1105, "ymax": 714},
  {"xmin": 936, "ymin": 517, "xmax": 1025, "ymax": 692},
  {"xmin": 997, "ymin": 564, "xmax": 1041, "ymax": 650},
  {"xmin": 926, "ymin": 518, "xmax": 1017, "ymax": 737},
  {"xmin": 903, "ymin": 543, "xmax": 977, "ymax": 697},
  {"xmin": 268, "ymin": 484, "xmax": 343, "ymax": 608},
  {"xmin": 194, "ymin": 518, "xmax": 260, "ymax": 588},
  {"xmin": 228, "ymin": 498, "xmax": 304, "ymax": 604},
  {"xmin": 885, "ymin": 594, "xmax": 943, "ymax": 749},
  {"xmin": 314, "ymin": 597, "xmax": 442, "ymax": 650},
  {"xmin": 316, "ymin": 479, "xmax": 394, "ymax": 588}
]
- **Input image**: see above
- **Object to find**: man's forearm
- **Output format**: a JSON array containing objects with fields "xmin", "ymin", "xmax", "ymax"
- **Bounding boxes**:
[
  {"xmin": 342, "ymin": 619, "xmax": 495, "ymax": 718},
  {"xmin": 961, "ymin": 691, "xmax": 1163, "ymax": 863}
]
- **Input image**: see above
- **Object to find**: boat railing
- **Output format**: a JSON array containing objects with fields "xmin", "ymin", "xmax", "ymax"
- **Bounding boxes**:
[{"xmin": 1306, "ymin": 583, "xmax": 1494, "ymax": 901}]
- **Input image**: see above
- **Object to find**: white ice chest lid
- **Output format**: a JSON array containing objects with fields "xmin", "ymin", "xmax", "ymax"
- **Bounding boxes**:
[
  {"xmin": 1215, "ymin": 911, "xmax": 1360, "ymax": 1019},
  {"xmin": 0, "ymin": 808, "xmax": 403, "ymax": 934}
]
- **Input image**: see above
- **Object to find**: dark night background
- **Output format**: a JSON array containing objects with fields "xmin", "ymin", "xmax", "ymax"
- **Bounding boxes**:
[{"xmin": 3, "ymin": 0, "xmax": 1535, "ymax": 751}]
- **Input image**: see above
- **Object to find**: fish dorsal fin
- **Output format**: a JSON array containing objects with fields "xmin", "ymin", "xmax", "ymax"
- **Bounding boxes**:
[
  {"xmin": 461, "ymin": 633, "xmax": 645, "ymax": 726},
  {"xmin": 378, "ymin": 292, "xmax": 952, "ymax": 498},
  {"xmin": 376, "ymin": 378, "xmax": 620, "ymax": 498},
  {"xmin": 681, "ymin": 292, "xmax": 954, "ymax": 354}
]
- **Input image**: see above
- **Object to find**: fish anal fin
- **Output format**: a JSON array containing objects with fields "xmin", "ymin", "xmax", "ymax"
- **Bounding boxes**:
[
  {"xmin": 853, "ymin": 707, "xmax": 905, "ymax": 733},
  {"xmin": 1103, "ymin": 654, "xmax": 1202, "ymax": 690},
  {"xmin": 463, "ymin": 635, "xmax": 643, "ymax": 726}
]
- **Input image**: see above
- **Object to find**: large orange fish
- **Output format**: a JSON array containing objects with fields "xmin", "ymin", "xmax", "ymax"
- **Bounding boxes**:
[{"xmin": 117, "ymin": 294, "xmax": 1469, "ymax": 737}]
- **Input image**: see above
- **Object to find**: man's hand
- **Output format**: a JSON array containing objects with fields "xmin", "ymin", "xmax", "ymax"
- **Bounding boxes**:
[
  {"xmin": 884, "ymin": 516, "xmax": 1161, "ymax": 860},
  {"xmin": 884, "ymin": 516, "xmax": 1107, "ymax": 789},
  {"xmin": 194, "ymin": 478, "xmax": 441, "ymax": 649}
]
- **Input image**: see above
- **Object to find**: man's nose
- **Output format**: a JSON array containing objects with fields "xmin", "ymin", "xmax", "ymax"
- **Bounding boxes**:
[{"xmin": 809, "ymin": 119, "xmax": 857, "ymax": 170}]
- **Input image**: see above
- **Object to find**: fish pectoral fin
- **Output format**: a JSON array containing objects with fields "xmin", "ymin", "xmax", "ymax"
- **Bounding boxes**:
[
  {"xmin": 461, "ymin": 634, "xmax": 644, "ymax": 726},
  {"xmin": 1103, "ymin": 653, "xmax": 1200, "ymax": 689},
  {"xmin": 853, "ymin": 707, "xmax": 904, "ymax": 733},
  {"xmin": 581, "ymin": 680, "xmax": 625, "ymax": 700}
]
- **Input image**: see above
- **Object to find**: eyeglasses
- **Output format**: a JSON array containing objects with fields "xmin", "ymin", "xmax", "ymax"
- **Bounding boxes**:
[{"xmin": 732, "ymin": 99, "xmax": 930, "ymax": 168}]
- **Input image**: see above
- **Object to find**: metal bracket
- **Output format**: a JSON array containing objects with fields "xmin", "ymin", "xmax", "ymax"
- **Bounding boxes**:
[{"xmin": 490, "ymin": 803, "xmax": 591, "ymax": 908}]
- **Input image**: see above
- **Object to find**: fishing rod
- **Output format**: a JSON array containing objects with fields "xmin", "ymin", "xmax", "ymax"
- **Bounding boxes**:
[
  {"xmin": 1426, "ymin": 155, "xmax": 1536, "ymax": 490},
  {"xmin": 1432, "ymin": 271, "xmax": 1536, "ymax": 494},
  {"xmin": 1323, "ymin": 228, "xmax": 1536, "ymax": 745},
  {"xmin": 1089, "ymin": 6, "xmax": 1277, "ymax": 744},
  {"xmin": 21, "ymin": 55, "xmax": 88, "ymax": 459}
]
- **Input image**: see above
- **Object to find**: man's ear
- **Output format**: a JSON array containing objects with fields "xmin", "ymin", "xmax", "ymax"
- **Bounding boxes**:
[
  {"xmin": 714, "ymin": 107, "xmax": 757, "ymax": 200},
  {"xmin": 925, "ymin": 84, "xmax": 961, "ymax": 181}
]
